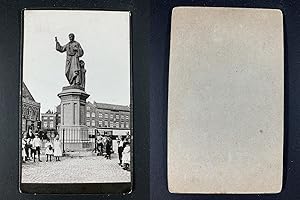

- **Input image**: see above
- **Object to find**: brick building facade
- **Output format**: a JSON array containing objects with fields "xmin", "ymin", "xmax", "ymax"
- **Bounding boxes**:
[
  {"xmin": 41, "ymin": 109, "xmax": 58, "ymax": 138},
  {"xmin": 85, "ymin": 101, "xmax": 130, "ymax": 130}
]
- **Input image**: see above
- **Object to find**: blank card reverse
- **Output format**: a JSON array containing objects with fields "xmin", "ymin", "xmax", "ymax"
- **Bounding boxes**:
[{"xmin": 168, "ymin": 7, "xmax": 284, "ymax": 194}]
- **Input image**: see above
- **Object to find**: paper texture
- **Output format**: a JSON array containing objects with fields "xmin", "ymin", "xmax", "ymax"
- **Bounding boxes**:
[{"xmin": 168, "ymin": 7, "xmax": 284, "ymax": 194}]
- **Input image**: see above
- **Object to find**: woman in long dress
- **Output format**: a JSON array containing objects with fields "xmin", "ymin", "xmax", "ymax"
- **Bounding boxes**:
[
  {"xmin": 21, "ymin": 133, "xmax": 27, "ymax": 162},
  {"xmin": 53, "ymin": 135, "xmax": 62, "ymax": 161},
  {"xmin": 122, "ymin": 142, "xmax": 131, "ymax": 171}
]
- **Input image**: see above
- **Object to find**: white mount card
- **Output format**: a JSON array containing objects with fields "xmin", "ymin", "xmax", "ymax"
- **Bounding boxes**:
[{"xmin": 168, "ymin": 7, "xmax": 284, "ymax": 194}]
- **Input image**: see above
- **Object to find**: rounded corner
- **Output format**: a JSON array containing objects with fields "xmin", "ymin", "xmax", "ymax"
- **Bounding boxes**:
[
  {"xmin": 124, "ymin": 187, "xmax": 133, "ymax": 195},
  {"xmin": 171, "ymin": 7, "xmax": 182, "ymax": 14},
  {"xmin": 274, "ymin": 8, "xmax": 284, "ymax": 18},
  {"xmin": 18, "ymin": 183, "xmax": 25, "ymax": 194},
  {"xmin": 167, "ymin": 183, "xmax": 176, "ymax": 194},
  {"xmin": 273, "ymin": 182, "xmax": 283, "ymax": 194}
]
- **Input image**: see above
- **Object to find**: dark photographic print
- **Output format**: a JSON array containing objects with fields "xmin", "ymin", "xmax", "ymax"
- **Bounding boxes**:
[{"xmin": 20, "ymin": 10, "xmax": 131, "ymax": 194}]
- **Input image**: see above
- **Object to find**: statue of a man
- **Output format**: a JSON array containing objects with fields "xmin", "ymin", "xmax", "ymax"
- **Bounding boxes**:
[{"xmin": 55, "ymin": 33, "xmax": 84, "ymax": 86}]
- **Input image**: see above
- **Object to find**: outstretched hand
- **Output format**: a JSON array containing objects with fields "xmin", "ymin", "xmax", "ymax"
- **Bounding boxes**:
[{"xmin": 55, "ymin": 37, "xmax": 58, "ymax": 43}]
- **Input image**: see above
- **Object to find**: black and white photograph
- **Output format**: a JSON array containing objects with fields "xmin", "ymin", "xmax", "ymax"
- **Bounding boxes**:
[{"xmin": 20, "ymin": 10, "xmax": 131, "ymax": 193}]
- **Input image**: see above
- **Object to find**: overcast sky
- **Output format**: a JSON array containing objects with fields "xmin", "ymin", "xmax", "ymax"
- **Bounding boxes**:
[{"xmin": 23, "ymin": 10, "xmax": 130, "ymax": 113}]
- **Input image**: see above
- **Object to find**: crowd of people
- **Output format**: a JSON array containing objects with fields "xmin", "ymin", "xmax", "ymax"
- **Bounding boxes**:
[
  {"xmin": 22, "ymin": 129, "xmax": 131, "ymax": 171},
  {"xmin": 95, "ymin": 135, "xmax": 131, "ymax": 171},
  {"xmin": 21, "ymin": 129, "xmax": 63, "ymax": 163}
]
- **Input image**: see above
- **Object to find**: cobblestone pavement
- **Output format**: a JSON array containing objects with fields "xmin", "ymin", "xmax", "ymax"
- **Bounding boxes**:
[{"xmin": 21, "ymin": 152, "xmax": 131, "ymax": 183}]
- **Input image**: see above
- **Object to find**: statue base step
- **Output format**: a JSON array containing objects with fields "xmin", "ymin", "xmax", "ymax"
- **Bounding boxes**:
[{"xmin": 62, "ymin": 85, "xmax": 85, "ymax": 91}]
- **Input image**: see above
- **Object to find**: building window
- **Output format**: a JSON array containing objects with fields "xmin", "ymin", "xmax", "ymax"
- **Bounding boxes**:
[
  {"xmin": 43, "ymin": 122, "xmax": 47, "ymax": 128},
  {"xmin": 92, "ymin": 120, "xmax": 95, "ymax": 126},
  {"xmin": 125, "ymin": 122, "xmax": 129, "ymax": 128},
  {"xmin": 29, "ymin": 109, "xmax": 32, "ymax": 119},
  {"xmin": 22, "ymin": 119, "xmax": 26, "ymax": 132},
  {"xmin": 49, "ymin": 121, "xmax": 54, "ymax": 128},
  {"xmin": 110, "ymin": 121, "xmax": 114, "ymax": 127},
  {"xmin": 50, "ymin": 116, "xmax": 54, "ymax": 120},
  {"xmin": 110, "ymin": 114, "xmax": 113, "ymax": 119},
  {"xmin": 99, "ymin": 113, "xmax": 103, "ymax": 118},
  {"xmin": 87, "ymin": 106, "xmax": 90, "ymax": 110},
  {"xmin": 104, "ymin": 121, "xmax": 108, "ymax": 127},
  {"xmin": 86, "ymin": 121, "xmax": 90, "ymax": 126},
  {"xmin": 86, "ymin": 112, "xmax": 90, "ymax": 117},
  {"xmin": 99, "ymin": 121, "xmax": 103, "ymax": 127},
  {"xmin": 121, "ymin": 122, "xmax": 124, "ymax": 128},
  {"xmin": 92, "ymin": 112, "xmax": 95, "ymax": 117},
  {"xmin": 43, "ymin": 116, "xmax": 47, "ymax": 120},
  {"xmin": 126, "ymin": 115, "xmax": 129, "ymax": 120},
  {"xmin": 121, "ymin": 115, "xmax": 124, "ymax": 120},
  {"xmin": 105, "ymin": 113, "xmax": 108, "ymax": 118},
  {"xmin": 116, "ymin": 114, "xmax": 119, "ymax": 119},
  {"xmin": 116, "ymin": 121, "xmax": 119, "ymax": 127}
]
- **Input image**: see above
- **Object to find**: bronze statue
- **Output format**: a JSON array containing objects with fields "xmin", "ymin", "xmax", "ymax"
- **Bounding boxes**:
[{"xmin": 55, "ymin": 33, "xmax": 86, "ymax": 89}]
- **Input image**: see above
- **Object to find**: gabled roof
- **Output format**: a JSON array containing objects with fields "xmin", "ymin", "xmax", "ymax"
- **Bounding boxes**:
[
  {"xmin": 94, "ymin": 102, "xmax": 130, "ymax": 112},
  {"xmin": 45, "ymin": 109, "xmax": 53, "ymax": 114},
  {"xmin": 86, "ymin": 101, "xmax": 96, "ymax": 108},
  {"xmin": 22, "ymin": 82, "xmax": 35, "ymax": 101}
]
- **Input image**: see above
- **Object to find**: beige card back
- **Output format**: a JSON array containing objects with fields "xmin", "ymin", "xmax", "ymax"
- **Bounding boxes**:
[{"xmin": 168, "ymin": 7, "xmax": 284, "ymax": 194}]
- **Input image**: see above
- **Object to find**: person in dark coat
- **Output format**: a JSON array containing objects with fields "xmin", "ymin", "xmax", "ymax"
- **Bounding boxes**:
[
  {"xmin": 105, "ymin": 137, "xmax": 112, "ymax": 160},
  {"xmin": 117, "ymin": 136, "xmax": 125, "ymax": 165},
  {"xmin": 96, "ymin": 136, "xmax": 104, "ymax": 156}
]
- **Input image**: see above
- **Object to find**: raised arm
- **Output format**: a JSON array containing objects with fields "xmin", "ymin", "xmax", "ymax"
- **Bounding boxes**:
[{"xmin": 55, "ymin": 37, "xmax": 66, "ymax": 53}]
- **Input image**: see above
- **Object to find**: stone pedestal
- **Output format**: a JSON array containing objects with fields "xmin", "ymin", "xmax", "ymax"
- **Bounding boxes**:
[{"xmin": 57, "ymin": 85, "xmax": 91, "ymax": 151}]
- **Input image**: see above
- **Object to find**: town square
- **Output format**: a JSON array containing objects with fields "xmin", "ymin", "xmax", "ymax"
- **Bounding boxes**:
[{"xmin": 21, "ymin": 11, "xmax": 131, "ymax": 186}]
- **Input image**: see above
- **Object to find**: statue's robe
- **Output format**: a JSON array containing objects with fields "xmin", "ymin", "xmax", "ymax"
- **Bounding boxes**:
[{"xmin": 56, "ymin": 41, "xmax": 84, "ymax": 85}]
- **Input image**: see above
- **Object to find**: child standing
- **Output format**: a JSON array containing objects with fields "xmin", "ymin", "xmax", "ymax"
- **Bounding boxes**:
[
  {"xmin": 45, "ymin": 138, "xmax": 53, "ymax": 162},
  {"xmin": 32, "ymin": 133, "xmax": 42, "ymax": 162},
  {"xmin": 53, "ymin": 135, "xmax": 62, "ymax": 161}
]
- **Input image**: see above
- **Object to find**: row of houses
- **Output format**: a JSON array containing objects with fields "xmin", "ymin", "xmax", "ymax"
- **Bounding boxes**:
[{"xmin": 85, "ymin": 102, "xmax": 130, "ymax": 129}]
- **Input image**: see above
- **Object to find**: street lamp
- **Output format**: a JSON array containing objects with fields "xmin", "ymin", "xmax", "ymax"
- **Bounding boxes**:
[{"xmin": 93, "ymin": 129, "xmax": 98, "ymax": 153}]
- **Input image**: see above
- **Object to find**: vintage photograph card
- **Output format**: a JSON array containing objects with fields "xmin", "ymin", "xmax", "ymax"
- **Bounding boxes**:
[
  {"xmin": 20, "ymin": 10, "xmax": 131, "ymax": 194},
  {"xmin": 168, "ymin": 7, "xmax": 284, "ymax": 193}
]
